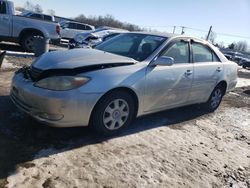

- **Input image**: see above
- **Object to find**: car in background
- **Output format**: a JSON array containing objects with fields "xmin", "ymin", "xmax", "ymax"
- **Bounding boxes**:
[
  {"xmin": 223, "ymin": 51, "xmax": 245, "ymax": 65},
  {"xmin": 11, "ymin": 32, "xmax": 237, "ymax": 135},
  {"xmin": 0, "ymin": 0, "xmax": 60, "ymax": 52},
  {"xmin": 20, "ymin": 11, "xmax": 55, "ymax": 22},
  {"xmin": 234, "ymin": 56, "xmax": 245, "ymax": 66},
  {"xmin": 60, "ymin": 21, "xmax": 95, "ymax": 40},
  {"xmin": 68, "ymin": 27, "xmax": 128, "ymax": 49},
  {"xmin": 242, "ymin": 58, "xmax": 250, "ymax": 69},
  {"xmin": 224, "ymin": 54, "xmax": 233, "ymax": 61}
]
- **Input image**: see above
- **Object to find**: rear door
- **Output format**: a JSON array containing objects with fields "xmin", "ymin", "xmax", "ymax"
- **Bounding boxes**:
[
  {"xmin": 0, "ymin": 1, "xmax": 11, "ymax": 36},
  {"xmin": 61, "ymin": 22, "xmax": 77, "ymax": 39},
  {"xmin": 188, "ymin": 41, "xmax": 223, "ymax": 103},
  {"xmin": 145, "ymin": 40, "xmax": 194, "ymax": 112}
]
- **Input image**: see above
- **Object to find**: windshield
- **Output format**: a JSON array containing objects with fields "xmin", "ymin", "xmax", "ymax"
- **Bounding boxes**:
[{"xmin": 95, "ymin": 33, "xmax": 167, "ymax": 61}]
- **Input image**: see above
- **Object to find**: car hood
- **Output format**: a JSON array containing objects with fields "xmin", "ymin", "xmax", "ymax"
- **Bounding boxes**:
[{"xmin": 32, "ymin": 48, "xmax": 136, "ymax": 70}]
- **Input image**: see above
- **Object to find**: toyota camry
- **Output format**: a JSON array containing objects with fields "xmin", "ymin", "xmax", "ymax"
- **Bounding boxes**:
[{"xmin": 11, "ymin": 32, "xmax": 238, "ymax": 135}]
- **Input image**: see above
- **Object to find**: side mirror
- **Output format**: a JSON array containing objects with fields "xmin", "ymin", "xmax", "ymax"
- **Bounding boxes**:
[{"xmin": 153, "ymin": 56, "xmax": 174, "ymax": 66}]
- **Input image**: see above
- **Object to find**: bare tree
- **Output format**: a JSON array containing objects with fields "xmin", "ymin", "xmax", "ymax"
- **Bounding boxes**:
[
  {"xmin": 47, "ymin": 9, "xmax": 55, "ymax": 16},
  {"xmin": 235, "ymin": 41, "xmax": 248, "ymax": 52},
  {"xmin": 228, "ymin": 43, "xmax": 236, "ymax": 50},
  {"xmin": 24, "ymin": 1, "xmax": 34, "ymax": 11},
  {"xmin": 74, "ymin": 14, "xmax": 142, "ymax": 31},
  {"xmin": 34, "ymin": 4, "xmax": 43, "ymax": 13}
]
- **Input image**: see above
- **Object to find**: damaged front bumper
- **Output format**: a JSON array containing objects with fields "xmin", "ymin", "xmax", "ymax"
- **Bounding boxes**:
[
  {"xmin": 10, "ymin": 70, "xmax": 102, "ymax": 127},
  {"xmin": 68, "ymin": 39, "xmax": 90, "ymax": 49}
]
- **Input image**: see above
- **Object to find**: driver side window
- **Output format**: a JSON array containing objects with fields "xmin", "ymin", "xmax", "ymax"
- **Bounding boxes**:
[
  {"xmin": 0, "ymin": 1, "xmax": 7, "ymax": 14},
  {"xmin": 161, "ymin": 41, "xmax": 190, "ymax": 64}
]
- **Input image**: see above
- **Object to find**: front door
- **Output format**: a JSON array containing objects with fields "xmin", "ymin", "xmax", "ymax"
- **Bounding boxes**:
[
  {"xmin": 144, "ymin": 40, "xmax": 193, "ymax": 112},
  {"xmin": 0, "ymin": 1, "xmax": 11, "ymax": 36}
]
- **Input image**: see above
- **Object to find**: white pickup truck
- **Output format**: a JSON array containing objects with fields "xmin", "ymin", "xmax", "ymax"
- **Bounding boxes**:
[{"xmin": 0, "ymin": 0, "xmax": 60, "ymax": 52}]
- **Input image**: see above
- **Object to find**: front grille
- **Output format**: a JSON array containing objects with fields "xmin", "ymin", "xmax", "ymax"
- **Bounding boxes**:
[{"xmin": 30, "ymin": 66, "xmax": 43, "ymax": 80}]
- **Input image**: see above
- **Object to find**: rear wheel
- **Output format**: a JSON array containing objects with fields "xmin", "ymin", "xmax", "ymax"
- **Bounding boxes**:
[
  {"xmin": 91, "ymin": 91, "xmax": 135, "ymax": 136},
  {"xmin": 243, "ymin": 65, "xmax": 246, "ymax": 69},
  {"xmin": 204, "ymin": 85, "xmax": 224, "ymax": 112},
  {"xmin": 21, "ymin": 33, "xmax": 43, "ymax": 52}
]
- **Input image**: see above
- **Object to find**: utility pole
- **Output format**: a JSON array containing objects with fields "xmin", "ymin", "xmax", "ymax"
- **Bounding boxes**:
[
  {"xmin": 181, "ymin": 26, "xmax": 185, "ymax": 35},
  {"xmin": 206, "ymin": 26, "xmax": 212, "ymax": 40},
  {"xmin": 173, "ymin": 26, "xmax": 176, "ymax": 34}
]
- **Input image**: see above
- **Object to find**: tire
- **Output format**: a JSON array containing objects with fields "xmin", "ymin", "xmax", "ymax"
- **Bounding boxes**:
[
  {"xmin": 21, "ymin": 33, "xmax": 42, "ymax": 52},
  {"xmin": 243, "ymin": 65, "xmax": 246, "ymax": 69},
  {"xmin": 91, "ymin": 91, "xmax": 136, "ymax": 136},
  {"xmin": 204, "ymin": 85, "xmax": 224, "ymax": 112}
]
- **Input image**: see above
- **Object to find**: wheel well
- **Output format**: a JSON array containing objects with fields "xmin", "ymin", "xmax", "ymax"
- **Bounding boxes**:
[
  {"xmin": 217, "ymin": 81, "xmax": 227, "ymax": 95},
  {"xmin": 91, "ymin": 87, "xmax": 139, "ymax": 119},
  {"xmin": 19, "ymin": 29, "xmax": 44, "ymax": 43}
]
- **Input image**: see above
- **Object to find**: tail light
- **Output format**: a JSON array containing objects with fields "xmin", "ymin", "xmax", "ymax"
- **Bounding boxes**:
[{"xmin": 56, "ymin": 25, "xmax": 60, "ymax": 35}]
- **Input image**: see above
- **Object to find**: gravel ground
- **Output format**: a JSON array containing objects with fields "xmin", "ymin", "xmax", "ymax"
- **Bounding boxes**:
[{"xmin": 0, "ymin": 53, "xmax": 250, "ymax": 188}]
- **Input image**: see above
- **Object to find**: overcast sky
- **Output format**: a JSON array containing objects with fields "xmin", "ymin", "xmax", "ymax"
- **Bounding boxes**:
[{"xmin": 13, "ymin": 0, "xmax": 250, "ymax": 46}]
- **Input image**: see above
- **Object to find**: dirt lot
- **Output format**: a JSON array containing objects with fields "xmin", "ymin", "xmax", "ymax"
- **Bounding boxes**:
[{"xmin": 0, "ymin": 53, "xmax": 250, "ymax": 188}]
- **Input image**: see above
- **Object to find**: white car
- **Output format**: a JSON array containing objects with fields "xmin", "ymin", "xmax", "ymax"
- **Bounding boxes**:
[
  {"xmin": 20, "ymin": 11, "xmax": 55, "ymax": 22},
  {"xmin": 60, "ymin": 21, "xmax": 95, "ymax": 40},
  {"xmin": 69, "ymin": 27, "xmax": 128, "ymax": 49}
]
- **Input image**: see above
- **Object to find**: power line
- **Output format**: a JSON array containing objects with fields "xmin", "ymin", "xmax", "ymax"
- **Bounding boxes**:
[
  {"xmin": 140, "ymin": 25, "xmax": 250, "ymax": 40},
  {"xmin": 216, "ymin": 32, "xmax": 250, "ymax": 40}
]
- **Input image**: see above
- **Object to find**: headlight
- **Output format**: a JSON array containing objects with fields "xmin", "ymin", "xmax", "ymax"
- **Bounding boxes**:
[{"xmin": 34, "ymin": 76, "xmax": 90, "ymax": 91}]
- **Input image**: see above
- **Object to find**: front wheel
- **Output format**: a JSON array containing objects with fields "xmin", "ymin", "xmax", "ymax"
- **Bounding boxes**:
[
  {"xmin": 204, "ymin": 85, "xmax": 224, "ymax": 112},
  {"xmin": 91, "ymin": 91, "xmax": 135, "ymax": 136}
]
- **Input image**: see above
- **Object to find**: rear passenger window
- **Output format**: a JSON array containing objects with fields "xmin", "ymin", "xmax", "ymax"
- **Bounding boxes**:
[
  {"xmin": 192, "ymin": 43, "xmax": 220, "ymax": 62},
  {"xmin": 85, "ymin": 26, "xmax": 93, "ymax": 30},
  {"xmin": 77, "ymin": 24, "xmax": 86, "ymax": 30},
  {"xmin": 44, "ymin": 15, "xmax": 52, "ymax": 21},
  {"xmin": 212, "ymin": 53, "xmax": 220, "ymax": 62},
  {"xmin": 30, "ymin": 14, "xmax": 43, "ymax": 19},
  {"xmin": 161, "ymin": 41, "xmax": 190, "ymax": 63},
  {"xmin": 68, "ymin": 23, "xmax": 76, "ymax": 29},
  {"xmin": 0, "ymin": 1, "xmax": 6, "ymax": 14}
]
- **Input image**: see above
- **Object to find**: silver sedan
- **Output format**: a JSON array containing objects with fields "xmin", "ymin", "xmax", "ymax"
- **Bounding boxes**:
[{"xmin": 11, "ymin": 32, "xmax": 238, "ymax": 135}]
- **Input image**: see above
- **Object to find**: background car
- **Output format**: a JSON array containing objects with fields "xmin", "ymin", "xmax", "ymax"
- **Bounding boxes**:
[
  {"xmin": 0, "ymin": 0, "xmax": 60, "ymax": 52},
  {"xmin": 242, "ymin": 58, "xmax": 250, "ymax": 69},
  {"xmin": 20, "ymin": 11, "xmax": 55, "ymax": 22},
  {"xmin": 60, "ymin": 21, "xmax": 95, "ymax": 40},
  {"xmin": 11, "ymin": 33, "xmax": 237, "ymax": 135},
  {"xmin": 224, "ymin": 54, "xmax": 233, "ymax": 61},
  {"xmin": 68, "ymin": 27, "xmax": 128, "ymax": 49}
]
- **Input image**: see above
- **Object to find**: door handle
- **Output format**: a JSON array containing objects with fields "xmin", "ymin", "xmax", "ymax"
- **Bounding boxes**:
[
  {"xmin": 216, "ymin": 67, "xmax": 222, "ymax": 72},
  {"xmin": 185, "ymin": 70, "xmax": 193, "ymax": 76}
]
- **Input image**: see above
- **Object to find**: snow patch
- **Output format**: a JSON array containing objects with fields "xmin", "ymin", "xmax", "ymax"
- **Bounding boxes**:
[
  {"xmin": 1, "ymin": 59, "xmax": 19, "ymax": 69},
  {"xmin": 237, "ymin": 78, "xmax": 250, "ymax": 88}
]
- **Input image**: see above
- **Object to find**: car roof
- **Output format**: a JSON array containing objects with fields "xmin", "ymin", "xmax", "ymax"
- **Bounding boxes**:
[
  {"xmin": 62, "ymin": 21, "xmax": 93, "ymax": 27},
  {"xmin": 21, "ymin": 11, "xmax": 53, "ymax": 17},
  {"xmin": 128, "ymin": 32, "xmax": 207, "ymax": 42},
  {"xmin": 129, "ymin": 31, "xmax": 178, "ymax": 38}
]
